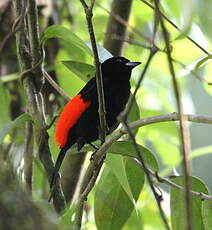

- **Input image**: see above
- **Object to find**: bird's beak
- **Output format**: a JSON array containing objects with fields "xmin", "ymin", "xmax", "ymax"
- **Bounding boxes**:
[{"xmin": 125, "ymin": 61, "xmax": 141, "ymax": 68}]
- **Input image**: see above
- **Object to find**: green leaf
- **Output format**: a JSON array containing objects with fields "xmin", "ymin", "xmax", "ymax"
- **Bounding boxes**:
[
  {"xmin": 202, "ymin": 200, "xmax": 212, "ymax": 230},
  {"xmin": 32, "ymin": 158, "xmax": 45, "ymax": 199},
  {"xmin": 60, "ymin": 39, "xmax": 88, "ymax": 62},
  {"xmin": 194, "ymin": 54, "xmax": 212, "ymax": 72},
  {"xmin": 106, "ymin": 154, "xmax": 139, "ymax": 200},
  {"xmin": 0, "ymin": 72, "xmax": 19, "ymax": 83},
  {"xmin": 60, "ymin": 203, "xmax": 78, "ymax": 230},
  {"xmin": 123, "ymin": 209, "xmax": 143, "ymax": 230},
  {"xmin": 41, "ymin": 25, "xmax": 92, "ymax": 57},
  {"xmin": 62, "ymin": 60, "xmax": 95, "ymax": 82},
  {"xmin": 108, "ymin": 141, "xmax": 158, "ymax": 171},
  {"xmin": 189, "ymin": 145, "xmax": 212, "ymax": 159},
  {"xmin": 94, "ymin": 162, "xmax": 144, "ymax": 230},
  {"xmin": 0, "ymin": 113, "xmax": 32, "ymax": 144},
  {"xmin": 170, "ymin": 176, "xmax": 209, "ymax": 230},
  {"xmin": 85, "ymin": 42, "xmax": 113, "ymax": 62},
  {"xmin": 198, "ymin": 0, "xmax": 212, "ymax": 40},
  {"xmin": 0, "ymin": 82, "xmax": 10, "ymax": 129},
  {"xmin": 127, "ymin": 97, "xmax": 140, "ymax": 135},
  {"xmin": 55, "ymin": 50, "xmax": 85, "ymax": 96}
]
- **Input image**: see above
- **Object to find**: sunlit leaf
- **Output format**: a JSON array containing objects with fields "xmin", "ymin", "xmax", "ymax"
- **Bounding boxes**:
[
  {"xmin": 106, "ymin": 154, "xmax": 139, "ymax": 200},
  {"xmin": 189, "ymin": 145, "xmax": 212, "ymax": 159},
  {"xmin": 0, "ymin": 114, "xmax": 32, "ymax": 144},
  {"xmin": 108, "ymin": 141, "xmax": 158, "ymax": 171},
  {"xmin": 0, "ymin": 72, "xmax": 19, "ymax": 83},
  {"xmin": 123, "ymin": 209, "xmax": 143, "ymax": 230},
  {"xmin": 60, "ymin": 203, "xmax": 78, "ymax": 230},
  {"xmin": 94, "ymin": 162, "xmax": 144, "ymax": 230},
  {"xmin": 128, "ymin": 97, "xmax": 140, "ymax": 135},
  {"xmin": 202, "ymin": 200, "xmax": 212, "ymax": 230},
  {"xmin": 194, "ymin": 54, "xmax": 212, "ymax": 73},
  {"xmin": 198, "ymin": 0, "xmax": 212, "ymax": 40},
  {"xmin": 0, "ymin": 82, "xmax": 10, "ymax": 129},
  {"xmin": 62, "ymin": 60, "xmax": 95, "ymax": 82},
  {"xmin": 41, "ymin": 25, "xmax": 92, "ymax": 57},
  {"xmin": 170, "ymin": 176, "xmax": 209, "ymax": 230},
  {"xmin": 55, "ymin": 50, "xmax": 84, "ymax": 96}
]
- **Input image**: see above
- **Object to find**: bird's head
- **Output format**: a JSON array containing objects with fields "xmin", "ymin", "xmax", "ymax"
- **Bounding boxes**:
[{"xmin": 101, "ymin": 56, "xmax": 141, "ymax": 80}]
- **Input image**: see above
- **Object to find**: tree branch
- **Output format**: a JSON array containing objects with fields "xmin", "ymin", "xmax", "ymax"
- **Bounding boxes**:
[
  {"xmin": 13, "ymin": 0, "xmax": 66, "ymax": 213},
  {"xmin": 132, "ymin": 159, "xmax": 212, "ymax": 201},
  {"xmin": 121, "ymin": 120, "xmax": 171, "ymax": 230},
  {"xmin": 154, "ymin": 1, "xmax": 192, "ymax": 229},
  {"xmin": 80, "ymin": 0, "xmax": 107, "ymax": 143},
  {"xmin": 140, "ymin": 0, "xmax": 210, "ymax": 55},
  {"xmin": 24, "ymin": 121, "xmax": 33, "ymax": 193},
  {"xmin": 43, "ymin": 70, "xmax": 71, "ymax": 101},
  {"xmin": 104, "ymin": 0, "xmax": 133, "ymax": 56},
  {"xmin": 113, "ymin": 36, "xmax": 211, "ymax": 85},
  {"xmin": 72, "ymin": 112, "xmax": 212, "ymax": 229},
  {"xmin": 27, "ymin": 0, "xmax": 43, "ymax": 90},
  {"xmin": 97, "ymin": 3, "xmax": 151, "ymax": 44},
  {"xmin": 119, "ymin": 47, "xmax": 157, "ymax": 121}
]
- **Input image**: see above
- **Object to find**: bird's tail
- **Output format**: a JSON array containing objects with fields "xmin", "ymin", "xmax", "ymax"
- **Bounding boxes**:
[{"xmin": 48, "ymin": 147, "xmax": 67, "ymax": 202}]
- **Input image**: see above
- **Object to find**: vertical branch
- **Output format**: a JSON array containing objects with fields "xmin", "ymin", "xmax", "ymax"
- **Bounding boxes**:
[
  {"xmin": 119, "ymin": 47, "xmax": 157, "ymax": 121},
  {"xmin": 116, "ymin": 10, "xmax": 168, "ymax": 226},
  {"xmin": 80, "ymin": 0, "xmax": 106, "ymax": 143},
  {"xmin": 24, "ymin": 121, "xmax": 33, "ymax": 193},
  {"xmin": 27, "ymin": 0, "xmax": 43, "ymax": 90},
  {"xmin": 72, "ymin": 132, "xmax": 121, "ymax": 230},
  {"xmin": 104, "ymin": 0, "xmax": 133, "ymax": 56},
  {"xmin": 13, "ymin": 0, "xmax": 66, "ymax": 213},
  {"xmin": 154, "ymin": 0, "xmax": 192, "ymax": 229},
  {"xmin": 121, "ymin": 121, "xmax": 171, "ymax": 230}
]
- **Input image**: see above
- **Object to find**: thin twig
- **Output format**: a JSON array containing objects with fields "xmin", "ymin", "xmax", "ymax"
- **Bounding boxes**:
[
  {"xmin": 154, "ymin": 1, "xmax": 192, "ymax": 229},
  {"xmin": 140, "ymin": 0, "xmax": 210, "ymax": 55},
  {"xmin": 112, "ymin": 35, "xmax": 151, "ymax": 49},
  {"xmin": 80, "ymin": 0, "xmax": 107, "ymax": 144},
  {"xmin": 132, "ymin": 159, "xmax": 212, "ymax": 201},
  {"xmin": 118, "ymin": 7, "xmax": 169, "ymax": 221},
  {"xmin": 119, "ymin": 47, "xmax": 157, "ymax": 121},
  {"xmin": 43, "ymin": 70, "xmax": 71, "ymax": 101},
  {"xmin": 72, "ymin": 112, "xmax": 212, "ymax": 229},
  {"xmin": 97, "ymin": 3, "xmax": 152, "ymax": 44},
  {"xmin": 74, "ymin": 162, "xmax": 102, "ymax": 229},
  {"xmin": 73, "ymin": 0, "xmax": 107, "ymax": 228},
  {"xmin": 0, "ymin": 4, "xmax": 27, "ymax": 55},
  {"xmin": 121, "ymin": 120, "xmax": 171, "ymax": 230},
  {"xmin": 114, "ymin": 36, "xmax": 211, "ymax": 84},
  {"xmin": 102, "ymin": 113, "xmax": 212, "ymax": 161},
  {"xmin": 20, "ymin": 46, "xmax": 71, "ymax": 101},
  {"xmin": 129, "ymin": 113, "xmax": 212, "ymax": 129}
]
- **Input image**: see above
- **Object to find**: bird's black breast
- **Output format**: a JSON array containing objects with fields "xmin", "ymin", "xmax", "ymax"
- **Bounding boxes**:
[
  {"xmin": 76, "ymin": 77, "xmax": 130, "ymax": 147},
  {"xmin": 104, "ymin": 79, "xmax": 130, "ymax": 127}
]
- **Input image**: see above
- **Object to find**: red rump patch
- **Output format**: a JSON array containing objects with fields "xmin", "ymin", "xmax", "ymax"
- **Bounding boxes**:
[{"xmin": 55, "ymin": 94, "xmax": 91, "ymax": 148}]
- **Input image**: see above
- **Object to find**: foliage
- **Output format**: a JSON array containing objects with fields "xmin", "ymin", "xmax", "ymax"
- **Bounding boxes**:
[{"xmin": 0, "ymin": 0, "xmax": 212, "ymax": 229}]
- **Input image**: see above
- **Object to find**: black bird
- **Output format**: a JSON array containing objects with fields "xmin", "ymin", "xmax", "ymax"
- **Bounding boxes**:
[{"xmin": 49, "ymin": 56, "xmax": 141, "ymax": 200}]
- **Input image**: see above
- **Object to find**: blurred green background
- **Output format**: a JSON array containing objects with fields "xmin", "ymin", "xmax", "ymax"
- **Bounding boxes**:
[{"xmin": 0, "ymin": 0, "xmax": 212, "ymax": 229}]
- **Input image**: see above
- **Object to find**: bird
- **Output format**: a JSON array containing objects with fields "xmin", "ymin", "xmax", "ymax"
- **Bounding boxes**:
[{"xmin": 49, "ymin": 56, "xmax": 141, "ymax": 201}]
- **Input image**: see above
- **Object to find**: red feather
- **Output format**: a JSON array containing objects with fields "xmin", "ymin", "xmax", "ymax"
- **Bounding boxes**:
[{"xmin": 55, "ymin": 94, "xmax": 91, "ymax": 148}]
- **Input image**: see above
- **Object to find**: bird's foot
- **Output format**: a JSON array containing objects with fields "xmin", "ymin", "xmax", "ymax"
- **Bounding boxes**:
[
  {"xmin": 90, "ymin": 150, "xmax": 97, "ymax": 161},
  {"xmin": 89, "ymin": 143, "xmax": 99, "ymax": 150}
]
